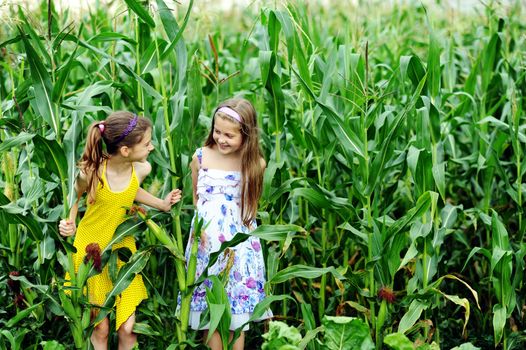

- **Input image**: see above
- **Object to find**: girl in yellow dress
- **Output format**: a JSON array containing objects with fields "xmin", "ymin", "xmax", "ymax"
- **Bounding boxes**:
[{"xmin": 59, "ymin": 111, "xmax": 182, "ymax": 350}]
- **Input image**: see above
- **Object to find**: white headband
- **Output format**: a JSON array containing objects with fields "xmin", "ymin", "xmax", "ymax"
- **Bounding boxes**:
[{"xmin": 216, "ymin": 107, "xmax": 242, "ymax": 123}]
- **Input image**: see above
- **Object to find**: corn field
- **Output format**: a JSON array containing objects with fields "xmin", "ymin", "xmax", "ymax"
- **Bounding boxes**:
[{"xmin": 1, "ymin": 0, "xmax": 525, "ymax": 349}]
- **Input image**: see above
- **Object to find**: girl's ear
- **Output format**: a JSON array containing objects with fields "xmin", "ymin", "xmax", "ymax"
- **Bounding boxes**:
[{"xmin": 119, "ymin": 145, "xmax": 131, "ymax": 157}]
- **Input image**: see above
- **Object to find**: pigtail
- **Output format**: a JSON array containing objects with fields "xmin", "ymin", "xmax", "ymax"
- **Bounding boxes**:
[{"xmin": 78, "ymin": 122, "xmax": 107, "ymax": 204}]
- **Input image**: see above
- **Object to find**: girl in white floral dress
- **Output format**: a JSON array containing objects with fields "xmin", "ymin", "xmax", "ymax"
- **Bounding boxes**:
[{"xmin": 185, "ymin": 98, "xmax": 272, "ymax": 350}]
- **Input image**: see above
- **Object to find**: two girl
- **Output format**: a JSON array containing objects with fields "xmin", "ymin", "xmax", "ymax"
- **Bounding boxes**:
[{"xmin": 60, "ymin": 98, "xmax": 271, "ymax": 349}]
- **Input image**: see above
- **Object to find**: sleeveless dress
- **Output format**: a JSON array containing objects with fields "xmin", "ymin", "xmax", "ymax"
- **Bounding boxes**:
[
  {"xmin": 186, "ymin": 147, "xmax": 272, "ymax": 331},
  {"xmin": 67, "ymin": 162, "xmax": 147, "ymax": 330}
]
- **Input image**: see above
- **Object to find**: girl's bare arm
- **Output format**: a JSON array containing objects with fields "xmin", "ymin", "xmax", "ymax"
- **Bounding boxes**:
[
  {"xmin": 190, "ymin": 155, "xmax": 199, "ymax": 205},
  {"xmin": 59, "ymin": 172, "xmax": 88, "ymax": 237},
  {"xmin": 133, "ymin": 160, "xmax": 182, "ymax": 211},
  {"xmin": 135, "ymin": 187, "xmax": 181, "ymax": 212}
]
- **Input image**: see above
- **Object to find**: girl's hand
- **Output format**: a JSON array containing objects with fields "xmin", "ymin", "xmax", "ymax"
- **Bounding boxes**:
[
  {"xmin": 162, "ymin": 189, "xmax": 182, "ymax": 212},
  {"xmin": 59, "ymin": 219, "xmax": 77, "ymax": 237}
]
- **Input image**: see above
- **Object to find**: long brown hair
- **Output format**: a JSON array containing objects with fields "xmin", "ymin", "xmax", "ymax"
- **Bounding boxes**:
[
  {"xmin": 204, "ymin": 98, "xmax": 264, "ymax": 227},
  {"xmin": 79, "ymin": 111, "xmax": 152, "ymax": 204}
]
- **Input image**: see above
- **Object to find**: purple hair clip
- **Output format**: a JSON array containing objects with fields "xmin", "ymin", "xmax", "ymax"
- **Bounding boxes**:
[
  {"xmin": 97, "ymin": 122, "xmax": 105, "ymax": 134},
  {"xmin": 217, "ymin": 107, "xmax": 242, "ymax": 123},
  {"xmin": 113, "ymin": 115, "xmax": 138, "ymax": 144}
]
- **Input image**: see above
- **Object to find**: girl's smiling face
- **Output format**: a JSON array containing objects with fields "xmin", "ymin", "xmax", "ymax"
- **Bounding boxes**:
[{"xmin": 213, "ymin": 116, "xmax": 243, "ymax": 155}]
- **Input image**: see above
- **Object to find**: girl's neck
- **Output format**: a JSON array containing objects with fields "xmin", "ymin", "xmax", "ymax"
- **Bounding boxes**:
[
  {"xmin": 204, "ymin": 145, "xmax": 242, "ymax": 171},
  {"xmin": 106, "ymin": 155, "xmax": 132, "ymax": 173}
]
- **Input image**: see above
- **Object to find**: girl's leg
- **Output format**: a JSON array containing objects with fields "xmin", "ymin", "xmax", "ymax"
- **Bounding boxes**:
[
  {"xmin": 204, "ymin": 330, "xmax": 222, "ymax": 350},
  {"xmin": 231, "ymin": 331, "xmax": 245, "ymax": 350},
  {"xmin": 118, "ymin": 313, "xmax": 137, "ymax": 350},
  {"xmin": 203, "ymin": 330, "xmax": 245, "ymax": 350},
  {"xmin": 91, "ymin": 317, "xmax": 110, "ymax": 350}
]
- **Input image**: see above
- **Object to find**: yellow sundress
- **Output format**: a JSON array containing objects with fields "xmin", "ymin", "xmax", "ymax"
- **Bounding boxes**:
[{"xmin": 68, "ymin": 162, "xmax": 148, "ymax": 330}]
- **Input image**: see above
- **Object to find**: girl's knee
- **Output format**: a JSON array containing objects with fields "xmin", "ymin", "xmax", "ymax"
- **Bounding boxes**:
[
  {"xmin": 92, "ymin": 319, "xmax": 110, "ymax": 340},
  {"xmin": 118, "ymin": 321, "xmax": 134, "ymax": 338},
  {"xmin": 118, "ymin": 315, "xmax": 137, "ymax": 344}
]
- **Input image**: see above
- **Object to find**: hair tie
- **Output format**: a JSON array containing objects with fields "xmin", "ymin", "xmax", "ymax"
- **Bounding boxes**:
[
  {"xmin": 216, "ymin": 107, "xmax": 242, "ymax": 123},
  {"xmin": 112, "ymin": 115, "xmax": 138, "ymax": 144},
  {"xmin": 97, "ymin": 122, "xmax": 105, "ymax": 134}
]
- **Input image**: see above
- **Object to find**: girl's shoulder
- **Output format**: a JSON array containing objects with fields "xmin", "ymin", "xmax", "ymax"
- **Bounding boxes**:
[
  {"xmin": 199, "ymin": 146, "xmax": 218, "ymax": 163},
  {"xmin": 77, "ymin": 168, "xmax": 89, "ymax": 182},
  {"xmin": 259, "ymin": 157, "xmax": 266, "ymax": 170},
  {"xmin": 133, "ymin": 161, "xmax": 152, "ymax": 183}
]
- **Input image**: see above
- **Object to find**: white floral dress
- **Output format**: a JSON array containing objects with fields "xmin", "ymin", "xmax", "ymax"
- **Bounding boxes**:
[{"xmin": 186, "ymin": 148, "xmax": 272, "ymax": 331}]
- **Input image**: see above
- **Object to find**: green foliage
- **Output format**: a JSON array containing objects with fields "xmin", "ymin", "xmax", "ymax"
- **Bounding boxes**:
[
  {"xmin": 262, "ymin": 317, "xmax": 375, "ymax": 350},
  {"xmin": 1, "ymin": 0, "xmax": 525, "ymax": 349}
]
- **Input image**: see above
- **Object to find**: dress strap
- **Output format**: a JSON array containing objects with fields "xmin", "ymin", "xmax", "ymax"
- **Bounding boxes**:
[
  {"xmin": 101, "ymin": 160, "xmax": 108, "ymax": 185},
  {"xmin": 196, "ymin": 148, "xmax": 203, "ymax": 168}
]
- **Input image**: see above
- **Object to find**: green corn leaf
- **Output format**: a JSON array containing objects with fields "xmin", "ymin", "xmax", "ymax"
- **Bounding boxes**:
[
  {"xmin": 33, "ymin": 135, "xmax": 68, "ymax": 187},
  {"xmin": 204, "ymin": 276, "xmax": 231, "ymax": 347},
  {"xmin": 366, "ymin": 73, "xmax": 427, "ymax": 195},
  {"xmin": 38, "ymin": 234, "xmax": 55, "ymax": 261},
  {"xmin": 0, "ymin": 131, "xmax": 34, "ymax": 153},
  {"xmin": 436, "ymin": 290, "xmax": 470, "ymax": 337},
  {"xmin": 432, "ymin": 162, "xmax": 446, "ymax": 201},
  {"xmin": 481, "ymin": 33, "xmax": 502, "ymax": 92},
  {"xmin": 492, "ymin": 304, "xmax": 506, "ymax": 346},
  {"xmin": 157, "ymin": 0, "xmax": 193, "ymax": 63},
  {"xmin": 6, "ymin": 301, "xmax": 44, "ymax": 327},
  {"xmin": 187, "ymin": 56, "xmax": 203, "ymax": 123},
  {"xmin": 133, "ymin": 322, "xmax": 161, "ymax": 336},
  {"xmin": 88, "ymin": 32, "xmax": 137, "ymax": 45},
  {"xmin": 427, "ymin": 32, "xmax": 441, "ymax": 98},
  {"xmin": 272, "ymin": 11, "xmax": 294, "ymax": 62},
  {"xmin": 267, "ymin": 177, "xmax": 303, "ymax": 204},
  {"xmin": 139, "ymin": 39, "xmax": 166, "ymax": 73},
  {"xmin": 491, "ymin": 210, "xmax": 510, "ymax": 250},
  {"xmin": 52, "ymin": 29, "xmax": 81, "ymax": 103},
  {"xmin": 262, "ymin": 158, "xmax": 285, "ymax": 201},
  {"xmin": 232, "ymin": 294, "xmax": 296, "ymax": 344},
  {"xmin": 400, "ymin": 55, "xmax": 426, "ymax": 92},
  {"xmin": 0, "ymin": 329, "xmax": 30, "ymax": 350},
  {"xmin": 338, "ymin": 223, "xmax": 368, "ymax": 245},
  {"xmin": 205, "ymin": 303, "xmax": 226, "ymax": 342},
  {"xmin": 386, "ymin": 191, "xmax": 436, "ymax": 239},
  {"xmin": 292, "ymin": 66, "xmax": 365, "ymax": 159},
  {"xmin": 10, "ymin": 275, "xmax": 62, "ymax": 312},
  {"xmin": 0, "ymin": 192, "xmax": 43, "ymax": 241},
  {"xmin": 268, "ymin": 11, "xmax": 281, "ymax": 55},
  {"xmin": 293, "ymin": 34, "xmax": 313, "ymax": 91},
  {"xmin": 54, "ymin": 33, "xmax": 161, "ymax": 101},
  {"xmin": 249, "ymin": 224, "xmax": 305, "ymax": 241},
  {"xmin": 259, "ymin": 50, "xmax": 273, "ymax": 87},
  {"xmin": 398, "ymin": 299, "xmax": 429, "ymax": 334},
  {"xmin": 93, "ymin": 248, "xmax": 152, "ymax": 325},
  {"xmin": 18, "ymin": 9, "xmax": 51, "ymax": 64},
  {"xmin": 124, "ymin": 0, "xmax": 155, "ymax": 27},
  {"xmin": 19, "ymin": 28, "xmax": 59, "ymax": 136},
  {"xmin": 290, "ymin": 186, "xmax": 349, "ymax": 211},
  {"xmin": 269, "ymin": 265, "xmax": 345, "ymax": 284},
  {"xmin": 299, "ymin": 326, "xmax": 324, "ymax": 350}
]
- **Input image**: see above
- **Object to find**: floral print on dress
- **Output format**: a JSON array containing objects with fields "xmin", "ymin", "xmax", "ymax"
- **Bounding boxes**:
[{"xmin": 185, "ymin": 148, "xmax": 269, "ymax": 315}]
